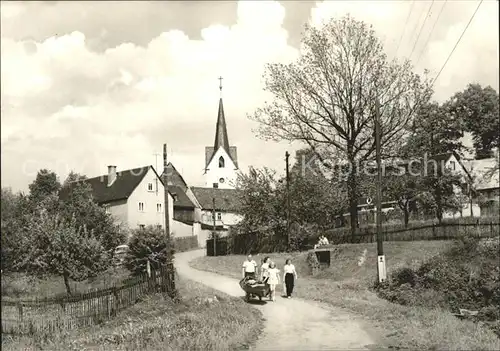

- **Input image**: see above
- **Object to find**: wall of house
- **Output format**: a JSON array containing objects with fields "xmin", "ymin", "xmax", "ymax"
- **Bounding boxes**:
[
  {"xmin": 127, "ymin": 167, "xmax": 174, "ymax": 230},
  {"xmin": 171, "ymin": 219, "xmax": 194, "ymax": 238},
  {"xmin": 200, "ymin": 209, "xmax": 243, "ymax": 227},
  {"xmin": 204, "ymin": 147, "xmax": 238, "ymax": 189},
  {"xmin": 174, "ymin": 207, "xmax": 195, "ymax": 224},
  {"xmin": 106, "ymin": 199, "xmax": 128, "ymax": 227}
]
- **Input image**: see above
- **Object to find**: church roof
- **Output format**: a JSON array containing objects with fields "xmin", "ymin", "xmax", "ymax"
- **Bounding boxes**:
[
  {"xmin": 205, "ymin": 97, "xmax": 238, "ymax": 168},
  {"xmin": 214, "ymin": 98, "xmax": 230, "ymax": 155},
  {"xmin": 190, "ymin": 186, "xmax": 242, "ymax": 212}
]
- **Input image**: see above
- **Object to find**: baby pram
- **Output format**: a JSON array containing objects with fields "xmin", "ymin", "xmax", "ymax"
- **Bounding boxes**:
[{"xmin": 239, "ymin": 276, "xmax": 270, "ymax": 302}]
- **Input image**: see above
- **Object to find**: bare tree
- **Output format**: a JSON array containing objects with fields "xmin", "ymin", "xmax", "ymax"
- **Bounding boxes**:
[{"xmin": 249, "ymin": 15, "xmax": 433, "ymax": 237}]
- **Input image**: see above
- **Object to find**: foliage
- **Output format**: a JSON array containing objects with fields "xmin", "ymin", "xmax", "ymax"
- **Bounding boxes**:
[
  {"xmin": 235, "ymin": 167, "xmax": 282, "ymax": 231},
  {"xmin": 250, "ymin": 15, "xmax": 432, "ymax": 236},
  {"xmin": 60, "ymin": 180, "xmax": 126, "ymax": 253},
  {"xmin": 28, "ymin": 169, "xmax": 61, "ymax": 204},
  {"xmin": 125, "ymin": 226, "xmax": 174, "ymax": 276},
  {"xmin": 448, "ymin": 84, "xmax": 500, "ymax": 159},
  {"xmin": 306, "ymin": 251, "xmax": 320, "ymax": 276},
  {"xmin": 62, "ymin": 171, "xmax": 88, "ymax": 187},
  {"xmin": 16, "ymin": 195, "xmax": 109, "ymax": 295},
  {"xmin": 376, "ymin": 235, "xmax": 500, "ymax": 336}
]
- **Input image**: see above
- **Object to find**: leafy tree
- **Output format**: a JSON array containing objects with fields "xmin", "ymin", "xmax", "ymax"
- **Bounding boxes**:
[
  {"xmin": 418, "ymin": 164, "xmax": 463, "ymax": 223},
  {"xmin": 448, "ymin": 84, "xmax": 500, "ymax": 159},
  {"xmin": 125, "ymin": 226, "xmax": 174, "ymax": 276},
  {"xmin": 250, "ymin": 15, "xmax": 432, "ymax": 238},
  {"xmin": 60, "ymin": 181, "xmax": 126, "ymax": 253},
  {"xmin": 405, "ymin": 102, "xmax": 464, "ymax": 157},
  {"xmin": 63, "ymin": 171, "xmax": 87, "ymax": 187},
  {"xmin": 17, "ymin": 194, "xmax": 109, "ymax": 295},
  {"xmin": 28, "ymin": 169, "xmax": 61, "ymax": 204},
  {"xmin": 236, "ymin": 167, "xmax": 282, "ymax": 231}
]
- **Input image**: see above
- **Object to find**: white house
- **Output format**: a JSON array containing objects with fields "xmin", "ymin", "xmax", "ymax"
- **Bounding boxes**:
[
  {"xmin": 190, "ymin": 186, "xmax": 243, "ymax": 236},
  {"xmin": 61, "ymin": 165, "xmax": 178, "ymax": 239}
]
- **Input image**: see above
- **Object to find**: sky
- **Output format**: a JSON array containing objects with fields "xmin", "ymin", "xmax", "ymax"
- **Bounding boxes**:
[{"xmin": 1, "ymin": 0, "xmax": 498, "ymax": 193}]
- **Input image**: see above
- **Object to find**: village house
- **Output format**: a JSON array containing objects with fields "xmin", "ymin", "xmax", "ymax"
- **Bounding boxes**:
[
  {"xmin": 60, "ymin": 165, "xmax": 199, "ymax": 241},
  {"xmin": 463, "ymin": 155, "xmax": 500, "ymax": 217}
]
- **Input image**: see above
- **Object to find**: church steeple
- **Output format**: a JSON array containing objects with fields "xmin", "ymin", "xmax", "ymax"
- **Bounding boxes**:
[
  {"xmin": 213, "ymin": 76, "xmax": 230, "ymax": 155},
  {"xmin": 213, "ymin": 97, "xmax": 230, "ymax": 154}
]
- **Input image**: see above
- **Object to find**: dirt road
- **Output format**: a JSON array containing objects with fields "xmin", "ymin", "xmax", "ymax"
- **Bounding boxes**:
[{"xmin": 176, "ymin": 249, "xmax": 379, "ymax": 350}]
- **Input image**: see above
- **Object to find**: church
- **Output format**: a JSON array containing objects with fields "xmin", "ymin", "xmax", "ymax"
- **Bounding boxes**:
[{"xmin": 168, "ymin": 79, "xmax": 243, "ymax": 245}]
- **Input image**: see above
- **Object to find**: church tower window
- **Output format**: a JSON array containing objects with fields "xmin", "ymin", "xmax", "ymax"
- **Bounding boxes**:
[{"xmin": 219, "ymin": 156, "xmax": 225, "ymax": 168}]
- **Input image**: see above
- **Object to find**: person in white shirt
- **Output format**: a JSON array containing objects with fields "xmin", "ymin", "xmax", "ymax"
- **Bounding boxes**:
[
  {"xmin": 267, "ymin": 261, "xmax": 280, "ymax": 302},
  {"xmin": 283, "ymin": 259, "xmax": 298, "ymax": 298},
  {"xmin": 260, "ymin": 256, "xmax": 271, "ymax": 283},
  {"xmin": 242, "ymin": 254, "xmax": 257, "ymax": 279}
]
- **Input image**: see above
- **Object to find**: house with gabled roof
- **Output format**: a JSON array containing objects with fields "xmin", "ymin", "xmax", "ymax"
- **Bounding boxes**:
[
  {"xmin": 190, "ymin": 186, "xmax": 243, "ymax": 232},
  {"xmin": 60, "ymin": 165, "xmax": 176, "ymax": 238}
]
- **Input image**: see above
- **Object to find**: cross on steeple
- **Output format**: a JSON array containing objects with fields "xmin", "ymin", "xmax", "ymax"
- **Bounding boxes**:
[{"xmin": 218, "ymin": 76, "xmax": 223, "ymax": 97}]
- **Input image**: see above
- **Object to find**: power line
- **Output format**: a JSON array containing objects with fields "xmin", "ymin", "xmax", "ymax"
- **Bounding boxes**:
[
  {"xmin": 415, "ymin": 0, "xmax": 448, "ymax": 66},
  {"xmin": 404, "ymin": 1, "xmax": 426, "ymax": 57},
  {"xmin": 433, "ymin": 0, "xmax": 483, "ymax": 86},
  {"xmin": 395, "ymin": 0, "xmax": 415, "ymax": 57},
  {"xmin": 409, "ymin": 0, "xmax": 435, "ymax": 60}
]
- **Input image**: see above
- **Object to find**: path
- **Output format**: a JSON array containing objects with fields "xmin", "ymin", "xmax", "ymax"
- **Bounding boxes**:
[{"xmin": 176, "ymin": 249, "xmax": 378, "ymax": 350}]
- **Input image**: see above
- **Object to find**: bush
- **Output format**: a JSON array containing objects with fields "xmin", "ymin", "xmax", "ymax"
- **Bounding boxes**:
[
  {"xmin": 375, "ymin": 234, "xmax": 500, "ymax": 336},
  {"xmin": 174, "ymin": 236, "xmax": 198, "ymax": 252},
  {"xmin": 125, "ymin": 226, "xmax": 175, "ymax": 275}
]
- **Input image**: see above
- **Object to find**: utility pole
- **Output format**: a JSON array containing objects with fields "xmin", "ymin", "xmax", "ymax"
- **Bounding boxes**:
[
  {"xmin": 153, "ymin": 152, "xmax": 160, "ymax": 195},
  {"xmin": 212, "ymin": 197, "xmax": 217, "ymax": 256},
  {"xmin": 285, "ymin": 151, "xmax": 291, "ymax": 251},
  {"xmin": 162, "ymin": 143, "xmax": 175, "ymax": 295},
  {"xmin": 374, "ymin": 99, "xmax": 386, "ymax": 283}
]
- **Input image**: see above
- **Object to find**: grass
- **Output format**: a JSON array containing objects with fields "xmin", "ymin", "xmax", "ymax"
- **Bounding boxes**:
[
  {"xmin": 1, "ymin": 277, "xmax": 263, "ymax": 351},
  {"xmin": 190, "ymin": 240, "xmax": 500, "ymax": 350},
  {"xmin": 1, "ymin": 267, "xmax": 131, "ymax": 299}
]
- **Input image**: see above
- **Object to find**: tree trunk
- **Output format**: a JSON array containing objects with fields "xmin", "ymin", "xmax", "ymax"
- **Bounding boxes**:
[
  {"xmin": 347, "ymin": 159, "xmax": 358, "ymax": 239},
  {"xmin": 403, "ymin": 206, "xmax": 409, "ymax": 228},
  {"xmin": 63, "ymin": 272, "xmax": 72, "ymax": 295}
]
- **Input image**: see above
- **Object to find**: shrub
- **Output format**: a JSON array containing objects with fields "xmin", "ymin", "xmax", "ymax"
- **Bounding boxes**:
[{"xmin": 125, "ymin": 226, "xmax": 175, "ymax": 276}]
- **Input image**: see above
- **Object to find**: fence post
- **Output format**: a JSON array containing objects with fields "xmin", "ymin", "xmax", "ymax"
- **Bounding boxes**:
[
  {"xmin": 112, "ymin": 287, "xmax": 118, "ymax": 316},
  {"xmin": 490, "ymin": 221, "xmax": 493, "ymax": 237},
  {"xmin": 18, "ymin": 303, "xmax": 23, "ymax": 322}
]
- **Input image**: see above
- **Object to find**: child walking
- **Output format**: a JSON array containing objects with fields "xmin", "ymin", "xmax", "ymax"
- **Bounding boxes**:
[{"xmin": 267, "ymin": 261, "xmax": 280, "ymax": 302}]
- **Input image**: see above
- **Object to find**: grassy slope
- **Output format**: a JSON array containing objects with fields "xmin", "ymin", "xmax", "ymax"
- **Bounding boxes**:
[
  {"xmin": 1, "ymin": 278, "xmax": 263, "ymax": 351},
  {"xmin": 189, "ymin": 241, "xmax": 500, "ymax": 350}
]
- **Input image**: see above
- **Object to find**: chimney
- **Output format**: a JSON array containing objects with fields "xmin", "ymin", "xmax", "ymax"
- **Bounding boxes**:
[{"xmin": 107, "ymin": 165, "xmax": 117, "ymax": 187}]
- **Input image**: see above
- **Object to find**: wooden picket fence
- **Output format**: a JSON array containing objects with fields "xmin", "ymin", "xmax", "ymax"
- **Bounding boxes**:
[{"xmin": 1, "ymin": 265, "xmax": 175, "ymax": 336}]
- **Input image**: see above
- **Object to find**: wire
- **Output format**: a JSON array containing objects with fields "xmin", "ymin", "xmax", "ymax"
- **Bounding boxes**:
[
  {"xmin": 404, "ymin": 1, "xmax": 425, "ymax": 57},
  {"xmin": 432, "ymin": 0, "xmax": 483, "ymax": 86},
  {"xmin": 395, "ymin": 0, "xmax": 415, "ymax": 57},
  {"xmin": 415, "ymin": 0, "xmax": 448, "ymax": 66},
  {"xmin": 409, "ymin": 0, "xmax": 435, "ymax": 60}
]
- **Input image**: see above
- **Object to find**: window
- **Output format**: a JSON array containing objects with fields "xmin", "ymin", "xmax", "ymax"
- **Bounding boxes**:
[
  {"xmin": 138, "ymin": 202, "xmax": 144, "ymax": 211},
  {"xmin": 157, "ymin": 203, "xmax": 162, "ymax": 213},
  {"xmin": 147, "ymin": 183, "xmax": 153, "ymax": 191},
  {"xmin": 217, "ymin": 212, "xmax": 222, "ymax": 220},
  {"xmin": 219, "ymin": 156, "xmax": 225, "ymax": 168},
  {"xmin": 139, "ymin": 224, "xmax": 145, "ymax": 230},
  {"xmin": 213, "ymin": 183, "xmax": 219, "ymax": 189},
  {"xmin": 449, "ymin": 161, "xmax": 456, "ymax": 170},
  {"xmin": 219, "ymin": 177, "xmax": 225, "ymax": 183}
]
